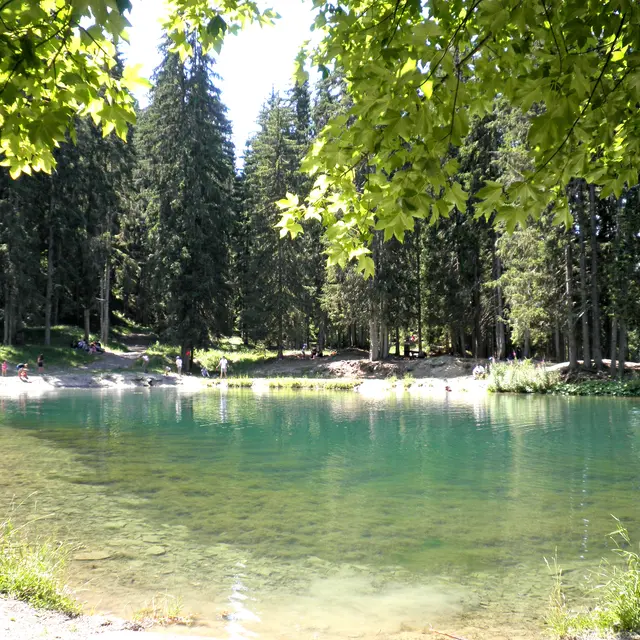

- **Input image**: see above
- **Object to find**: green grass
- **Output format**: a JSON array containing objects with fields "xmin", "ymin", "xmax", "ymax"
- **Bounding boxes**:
[
  {"xmin": 133, "ymin": 593, "xmax": 194, "ymax": 628},
  {"xmin": 0, "ymin": 326, "xmax": 100, "ymax": 371},
  {"xmin": 0, "ymin": 516, "xmax": 80, "ymax": 615},
  {"xmin": 488, "ymin": 360, "xmax": 560, "ymax": 393},
  {"xmin": 547, "ymin": 519, "xmax": 640, "ymax": 639},
  {"xmin": 137, "ymin": 337, "xmax": 300, "ymax": 375},
  {"xmin": 209, "ymin": 377, "xmax": 361, "ymax": 391}
]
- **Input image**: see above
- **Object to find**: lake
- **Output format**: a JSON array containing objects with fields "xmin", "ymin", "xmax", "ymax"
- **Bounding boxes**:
[{"xmin": 1, "ymin": 389, "xmax": 640, "ymax": 639}]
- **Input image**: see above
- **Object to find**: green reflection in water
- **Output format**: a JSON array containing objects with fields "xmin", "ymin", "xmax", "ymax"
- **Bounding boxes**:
[{"xmin": 1, "ymin": 390, "xmax": 640, "ymax": 638}]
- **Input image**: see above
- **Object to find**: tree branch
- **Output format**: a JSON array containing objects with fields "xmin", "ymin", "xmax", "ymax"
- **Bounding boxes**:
[{"xmin": 534, "ymin": 12, "xmax": 627, "ymax": 176}]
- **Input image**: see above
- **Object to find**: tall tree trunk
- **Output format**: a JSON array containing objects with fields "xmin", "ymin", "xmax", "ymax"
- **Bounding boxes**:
[
  {"xmin": 83, "ymin": 308, "xmax": 91, "ymax": 342},
  {"xmin": 473, "ymin": 253, "xmax": 481, "ymax": 358},
  {"xmin": 317, "ymin": 319, "xmax": 326, "ymax": 355},
  {"xmin": 44, "ymin": 222, "xmax": 54, "ymax": 347},
  {"xmin": 618, "ymin": 320, "xmax": 627, "ymax": 381},
  {"xmin": 524, "ymin": 328, "xmax": 530, "ymax": 359},
  {"xmin": 565, "ymin": 242, "xmax": 578, "ymax": 370},
  {"xmin": 3, "ymin": 283, "xmax": 12, "ymax": 346},
  {"xmin": 100, "ymin": 258, "xmax": 110, "ymax": 345},
  {"xmin": 369, "ymin": 314, "xmax": 380, "ymax": 361},
  {"xmin": 577, "ymin": 185, "xmax": 590, "ymax": 368},
  {"xmin": 277, "ymin": 241, "xmax": 283, "ymax": 359},
  {"xmin": 494, "ymin": 244, "xmax": 506, "ymax": 359},
  {"xmin": 588, "ymin": 184, "xmax": 603, "ymax": 370},
  {"xmin": 554, "ymin": 320, "xmax": 561, "ymax": 361},
  {"xmin": 610, "ymin": 317, "xmax": 618, "ymax": 377},
  {"xmin": 416, "ymin": 220, "xmax": 423, "ymax": 354},
  {"xmin": 395, "ymin": 326, "xmax": 400, "ymax": 356}
]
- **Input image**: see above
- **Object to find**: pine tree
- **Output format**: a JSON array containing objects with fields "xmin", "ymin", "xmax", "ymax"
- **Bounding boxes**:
[
  {"xmin": 240, "ymin": 89, "xmax": 313, "ymax": 356},
  {"xmin": 136, "ymin": 40, "xmax": 234, "ymax": 369}
]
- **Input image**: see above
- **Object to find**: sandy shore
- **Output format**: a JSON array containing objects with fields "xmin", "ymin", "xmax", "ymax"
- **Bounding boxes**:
[
  {"xmin": 0, "ymin": 596, "xmax": 214, "ymax": 640},
  {"xmin": 0, "ymin": 370, "xmax": 488, "ymax": 398}
]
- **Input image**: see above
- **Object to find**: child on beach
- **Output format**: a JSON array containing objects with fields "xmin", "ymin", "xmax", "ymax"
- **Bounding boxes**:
[{"xmin": 1, "ymin": 360, "xmax": 7, "ymax": 377}]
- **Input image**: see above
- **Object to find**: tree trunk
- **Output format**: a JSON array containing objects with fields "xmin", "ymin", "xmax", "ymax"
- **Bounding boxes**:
[
  {"xmin": 618, "ymin": 319, "xmax": 627, "ymax": 381},
  {"xmin": 577, "ymin": 185, "xmax": 590, "ymax": 368},
  {"xmin": 83, "ymin": 308, "xmax": 91, "ymax": 342},
  {"xmin": 473, "ymin": 253, "xmax": 481, "ymax": 358},
  {"xmin": 3, "ymin": 284, "xmax": 12, "ymax": 346},
  {"xmin": 317, "ymin": 321, "xmax": 326, "ymax": 355},
  {"xmin": 395, "ymin": 326, "xmax": 400, "ymax": 356},
  {"xmin": 494, "ymin": 245, "xmax": 506, "ymax": 359},
  {"xmin": 588, "ymin": 184, "xmax": 603, "ymax": 370},
  {"xmin": 416, "ymin": 220, "xmax": 423, "ymax": 354},
  {"xmin": 44, "ymin": 222, "xmax": 54, "ymax": 347},
  {"xmin": 554, "ymin": 320, "xmax": 561, "ymax": 362},
  {"xmin": 277, "ymin": 241, "xmax": 283, "ymax": 359},
  {"xmin": 369, "ymin": 316, "xmax": 380, "ymax": 361},
  {"xmin": 610, "ymin": 317, "xmax": 618, "ymax": 377},
  {"xmin": 524, "ymin": 328, "xmax": 530, "ymax": 359},
  {"xmin": 100, "ymin": 259, "xmax": 110, "ymax": 345},
  {"xmin": 565, "ymin": 242, "xmax": 578, "ymax": 370}
]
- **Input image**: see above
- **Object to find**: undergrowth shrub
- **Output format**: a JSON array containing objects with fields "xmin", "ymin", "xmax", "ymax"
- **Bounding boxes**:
[{"xmin": 488, "ymin": 360, "xmax": 559, "ymax": 393}]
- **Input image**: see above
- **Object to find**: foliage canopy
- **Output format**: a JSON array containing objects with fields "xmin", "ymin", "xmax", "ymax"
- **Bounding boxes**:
[
  {"xmin": 280, "ymin": 0, "xmax": 640, "ymax": 274},
  {"xmin": 2, "ymin": 1, "xmax": 640, "ymax": 275}
]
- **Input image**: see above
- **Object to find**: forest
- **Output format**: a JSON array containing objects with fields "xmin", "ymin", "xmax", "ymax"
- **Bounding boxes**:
[{"xmin": 1, "ymin": 6, "xmax": 639, "ymax": 374}]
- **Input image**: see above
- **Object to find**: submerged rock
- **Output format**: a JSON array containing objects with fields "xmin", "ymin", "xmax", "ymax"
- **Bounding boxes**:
[
  {"xmin": 75, "ymin": 550, "xmax": 113, "ymax": 561},
  {"xmin": 144, "ymin": 545, "xmax": 167, "ymax": 556}
]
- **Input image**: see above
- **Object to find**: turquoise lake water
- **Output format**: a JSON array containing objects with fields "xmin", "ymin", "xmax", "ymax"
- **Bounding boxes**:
[{"xmin": 1, "ymin": 390, "xmax": 640, "ymax": 639}]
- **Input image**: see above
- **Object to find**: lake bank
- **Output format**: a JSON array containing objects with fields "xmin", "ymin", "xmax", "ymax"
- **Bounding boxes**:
[{"xmin": 0, "ymin": 369, "xmax": 488, "ymax": 397}]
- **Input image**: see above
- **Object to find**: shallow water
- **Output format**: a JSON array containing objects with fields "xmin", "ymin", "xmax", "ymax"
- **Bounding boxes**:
[{"xmin": 1, "ymin": 390, "xmax": 640, "ymax": 639}]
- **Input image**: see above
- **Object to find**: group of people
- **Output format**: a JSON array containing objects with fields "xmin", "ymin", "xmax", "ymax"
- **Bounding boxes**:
[
  {"xmin": 1, "ymin": 354, "xmax": 45, "ymax": 382},
  {"xmin": 71, "ymin": 339, "xmax": 104, "ymax": 354},
  {"xmin": 158, "ymin": 354, "xmax": 229, "ymax": 378},
  {"xmin": 300, "ymin": 344, "xmax": 324, "ymax": 359}
]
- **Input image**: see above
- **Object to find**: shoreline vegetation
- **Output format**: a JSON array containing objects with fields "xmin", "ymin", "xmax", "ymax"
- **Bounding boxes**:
[{"xmin": 1, "ymin": 326, "xmax": 639, "ymax": 398}]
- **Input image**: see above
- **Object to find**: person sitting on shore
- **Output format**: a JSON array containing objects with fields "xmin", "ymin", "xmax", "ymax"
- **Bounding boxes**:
[
  {"xmin": 17, "ymin": 363, "xmax": 29, "ymax": 381},
  {"xmin": 473, "ymin": 364, "xmax": 486, "ymax": 379},
  {"xmin": 201, "ymin": 366, "xmax": 210, "ymax": 378}
]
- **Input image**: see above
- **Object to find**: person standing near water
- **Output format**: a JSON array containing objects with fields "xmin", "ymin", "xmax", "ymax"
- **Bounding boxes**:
[
  {"xmin": 218, "ymin": 355, "xmax": 228, "ymax": 379},
  {"xmin": 1, "ymin": 360, "xmax": 7, "ymax": 377},
  {"xmin": 176, "ymin": 355, "xmax": 182, "ymax": 375},
  {"xmin": 37, "ymin": 354, "xmax": 44, "ymax": 374}
]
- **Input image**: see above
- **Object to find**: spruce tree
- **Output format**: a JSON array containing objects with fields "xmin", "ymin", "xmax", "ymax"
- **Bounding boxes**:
[{"xmin": 136, "ymin": 40, "xmax": 234, "ymax": 369}]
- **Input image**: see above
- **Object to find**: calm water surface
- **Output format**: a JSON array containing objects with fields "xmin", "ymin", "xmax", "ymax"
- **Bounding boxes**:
[{"xmin": 1, "ymin": 390, "xmax": 640, "ymax": 639}]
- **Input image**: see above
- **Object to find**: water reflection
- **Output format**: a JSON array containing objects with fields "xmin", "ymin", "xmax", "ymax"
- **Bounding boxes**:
[{"xmin": 1, "ymin": 390, "xmax": 640, "ymax": 638}]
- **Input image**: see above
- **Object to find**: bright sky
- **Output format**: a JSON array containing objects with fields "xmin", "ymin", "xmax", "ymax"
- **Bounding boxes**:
[{"xmin": 121, "ymin": 0, "xmax": 315, "ymax": 163}]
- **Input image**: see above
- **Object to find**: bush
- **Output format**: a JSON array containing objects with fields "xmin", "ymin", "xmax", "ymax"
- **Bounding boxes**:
[
  {"xmin": 488, "ymin": 360, "xmax": 560, "ymax": 394},
  {"xmin": 552, "ymin": 378, "xmax": 640, "ymax": 397}
]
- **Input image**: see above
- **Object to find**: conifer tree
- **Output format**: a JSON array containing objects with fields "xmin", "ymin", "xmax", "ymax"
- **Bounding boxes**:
[{"xmin": 136, "ymin": 40, "xmax": 234, "ymax": 369}]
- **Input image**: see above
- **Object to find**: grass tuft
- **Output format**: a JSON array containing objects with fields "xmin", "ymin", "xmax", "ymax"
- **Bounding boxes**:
[
  {"xmin": 547, "ymin": 518, "xmax": 640, "ymax": 638},
  {"xmin": 133, "ymin": 594, "xmax": 194, "ymax": 628},
  {"xmin": 0, "ymin": 517, "xmax": 80, "ymax": 615}
]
